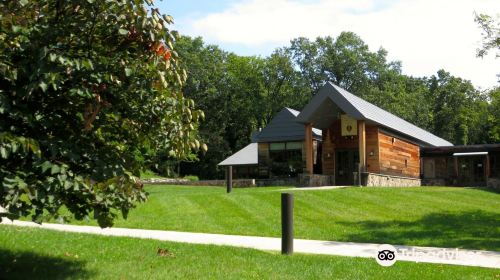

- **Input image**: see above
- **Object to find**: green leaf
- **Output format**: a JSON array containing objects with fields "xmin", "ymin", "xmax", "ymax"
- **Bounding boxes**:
[
  {"xmin": 40, "ymin": 161, "xmax": 52, "ymax": 173},
  {"xmin": 49, "ymin": 53, "xmax": 57, "ymax": 62},
  {"xmin": 12, "ymin": 25, "xmax": 21, "ymax": 33},
  {"xmin": 118, "ymin": 28, "xmax": 128, "ymax": 35},
  {"xmin": 39, "ymin": 82, "xmax": 48, "ymax": 92},
  {"xmin": 124, "ymin": 68, "xmax": 133, "ymax": 77},
  {"xmin": 0, "ymin": 146, "xmax": 8, "ymax": 159},
  {"xmin": 63, "ymin": 181, "xmax": 72, "ymax": 190},
  {"xmin": 50, "ymin": 164, "xmax": 60, "ymax": 175}
]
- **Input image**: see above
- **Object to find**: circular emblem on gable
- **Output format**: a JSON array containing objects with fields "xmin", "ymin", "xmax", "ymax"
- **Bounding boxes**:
[{"xmin": 346, "ymin": 125, "xmax": 352, "ymax": 132}]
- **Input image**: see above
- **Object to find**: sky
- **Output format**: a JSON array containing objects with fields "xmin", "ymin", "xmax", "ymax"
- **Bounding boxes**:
[{"xmin": 156, "ymin": 0, "xmax": 499, "ymax": 90}]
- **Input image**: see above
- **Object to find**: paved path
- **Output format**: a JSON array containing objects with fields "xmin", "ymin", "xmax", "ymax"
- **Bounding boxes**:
[
  {"xmin": 278, "ymin": 186, "xmax": 354, "ymax": 191},
  {"xmin": 1, "ymin": 219, "xmax": 499, "ymax": 269}
]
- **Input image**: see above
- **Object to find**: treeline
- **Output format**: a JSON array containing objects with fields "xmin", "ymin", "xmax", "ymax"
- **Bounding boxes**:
[{"xmin": 160, "ymin": 32, "xmax": 499, "ymax": 179}]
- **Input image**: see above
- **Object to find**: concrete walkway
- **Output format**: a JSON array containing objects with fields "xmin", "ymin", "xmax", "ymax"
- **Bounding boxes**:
[
  {"xmin": 280, "ymin": 186, "xmax": 353, "ymax": 191},
  {"xmin": 1, "ymin": 219, "xmax": 499, "ymax": 269}
]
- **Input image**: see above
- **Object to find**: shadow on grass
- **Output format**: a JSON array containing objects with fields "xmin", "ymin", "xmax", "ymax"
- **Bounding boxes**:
[
  {"xmin": 338, "ymin": 210, "xmax": 500, "ymax": 251},
  {"xmin": 469, "ymin": 187, "xmax": 500, "ymax": 195},
  {"xmin": 0, "ymin": 249, "xmax": 92, "ymax": 280}
]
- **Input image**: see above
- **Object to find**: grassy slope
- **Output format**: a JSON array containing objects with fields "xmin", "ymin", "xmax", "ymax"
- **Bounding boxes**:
[
  {"xmin": 58, "ymin": 186, "xmax": 500, "ymax": 251},
  {"xmin": 0, "ymin": 225, "xmax": 497, "ymax": 280}
]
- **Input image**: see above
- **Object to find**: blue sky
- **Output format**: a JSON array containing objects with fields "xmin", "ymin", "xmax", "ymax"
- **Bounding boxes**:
[{"xmin": 156, "ymin": 0, "xmax": 499, "ymax": 89}]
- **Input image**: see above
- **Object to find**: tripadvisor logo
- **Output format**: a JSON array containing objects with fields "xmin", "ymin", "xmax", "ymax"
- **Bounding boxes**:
[{"xmin": 376, "ymin": 244, "xmax": 397, "ymax": 266}]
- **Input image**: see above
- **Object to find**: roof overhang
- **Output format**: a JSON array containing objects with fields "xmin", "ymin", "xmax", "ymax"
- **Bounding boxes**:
[
  {"xmin": 453, "ymin": 152, "xmax": 488, "ymax": 156},
  {"xmin": 218, "ymin": 143, "xmax": 258, "ymax": 166}
]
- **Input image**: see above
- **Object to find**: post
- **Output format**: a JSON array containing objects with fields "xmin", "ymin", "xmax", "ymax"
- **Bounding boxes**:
[
  {"xmin": 305, "ymin": 123, "xmax": 313, "ymax": 174},
  {"xmin": 358, "ymin": 120, "xmax": 366, "ymax": 185},
  {"xmin": 226, "ymin": 166, "xmax": 233, "ymax": 193},
  {"xmin": 485, "ymin": 154, "xmax": 490, "ymax": 179},
  {"xmin": 281, "ymin": 193, "xmax": 294, "ymax": 255}
]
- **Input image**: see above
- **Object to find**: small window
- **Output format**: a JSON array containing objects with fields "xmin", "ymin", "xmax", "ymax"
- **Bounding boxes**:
[
  {"xmin": 270, "ymin": 143, "xmax": 286, "ymax": 151},
  {"xmin": 405, "ymin": 159, "xmax": 408, "ymax": 167},
  {"xmin": 286, "ymin": 142, "xmax": 302, "ymax": 150}
]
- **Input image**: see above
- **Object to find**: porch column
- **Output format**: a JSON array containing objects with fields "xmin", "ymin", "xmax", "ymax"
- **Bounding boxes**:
[
  {"xmin": 485, "ymin": 154, "xmax": 490, "ymax": 179},
  {"xmin": 305, "ymin": 123, "xmax": 313, "ymax": 174},
  {"xmin": 358, "ymin": 120, "xmax": 366, "ymax": 173}
]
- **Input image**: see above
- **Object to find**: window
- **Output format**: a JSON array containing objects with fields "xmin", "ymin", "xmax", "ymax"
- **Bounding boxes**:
[
  {"xmin": 270, "ymin": 143, "xmax": 286, "ymax": 150},
  {"xmin": 269, "ymin": 142, "xmax": 303, "ymax": 177}
]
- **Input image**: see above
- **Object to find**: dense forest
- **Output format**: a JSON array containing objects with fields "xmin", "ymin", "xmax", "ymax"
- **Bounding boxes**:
[{"xmin": 155, "ymin": 32, "xmax": 499, "ymax": 179}]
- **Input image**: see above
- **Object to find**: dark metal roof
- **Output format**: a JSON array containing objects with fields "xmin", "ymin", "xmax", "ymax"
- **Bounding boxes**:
[
  {"xmin": 296, "ymin": 82, "xmax": 453, "ymax": 147},
  {"xmin": 422, "ymin": 144, "xmax": 500, "ymax": 156},
  {"xmin": 255, "ymin": 107, "xmax": 322, "ymax": 142}
]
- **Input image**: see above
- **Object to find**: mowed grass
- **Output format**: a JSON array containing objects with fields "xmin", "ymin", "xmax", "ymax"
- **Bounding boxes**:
[
  {"xmin": 0, "ymin": 225, "xmax": 498, "ymax": 280},
  {"xmin": 56, "ymin": 186, "xmax": 500, "ymax": 251}
]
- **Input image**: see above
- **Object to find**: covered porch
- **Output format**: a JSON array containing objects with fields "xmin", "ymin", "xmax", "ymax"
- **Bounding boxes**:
[{"xmin": 297, "ymin": 90, "xmax": 368, "ymax": 186}]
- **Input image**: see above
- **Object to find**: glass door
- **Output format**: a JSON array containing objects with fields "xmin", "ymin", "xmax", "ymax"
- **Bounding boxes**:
[{"xmin": 335, "ymin": 149, "xmax": 359, "ymax": 185}]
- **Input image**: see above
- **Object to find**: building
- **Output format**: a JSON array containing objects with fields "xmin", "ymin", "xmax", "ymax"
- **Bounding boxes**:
[
  {"xmin": 218, "ymin": 107, "xmax": 322, "ymax": 179},
  {"xmin": 219, "ymin": 82, "xmax": 500, "ymax": 188}
]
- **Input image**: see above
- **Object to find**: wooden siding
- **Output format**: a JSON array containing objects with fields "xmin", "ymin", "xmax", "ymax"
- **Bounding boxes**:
[
  {"xmin": 365, "ymin": 126, "xmax": 379, "ymax": 173},
  {"xmin": 378, "ymin": 131, "xmax": 420, "ymax": 178},
  {"xmin": 321, "ymin": 121, "xmax": 379, "ymax": 175},
  {"xmin": 322, "ymin": 129, "xmax": 335, "ymax": 175}
]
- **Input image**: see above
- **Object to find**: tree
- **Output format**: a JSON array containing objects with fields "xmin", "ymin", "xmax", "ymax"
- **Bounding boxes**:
[
  {"xmin": 428, "ymin": 70, "xmax": 488, "ymax": 145},
  {"xmin": 261, "ymin": 48, "xmax": 305, "ymax": 124},
  {"xmin": 485, "ymin": 87, "xmax": 500, "ymax": 142},
  {"xmin": 474, "ymin": 13, "xmax": 500, "ymax": 58},
  {"xmin": 0, "ymin": 1, "xmax": 204, "ymax": 227}
]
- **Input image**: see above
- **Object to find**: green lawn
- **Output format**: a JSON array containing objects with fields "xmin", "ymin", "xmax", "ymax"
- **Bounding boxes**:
[
  {"xmin": 54, "ymin": 186, "xmax": 500, "ymax": 251},
  {"xmin": 0, "ymin": 225, "xmax": 497, "ymax": 279}
]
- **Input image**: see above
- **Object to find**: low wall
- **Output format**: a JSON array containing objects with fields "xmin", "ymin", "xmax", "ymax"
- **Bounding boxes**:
[
  {"xmin": 256, "ymin": 178, "xmax": 297, "ymax": 187},
  {"xmin": 487, "ymin": 177, "xmax": 500, "ymax": 190},
  {"xmin": 362, "ymin": 172, "xmax": 421, "ymax": 187},
  {"xmin": 141, "ymin": 178, "xmax": 189, "ymax": 184},
  {"xmin": 141, "ymin": 178, "xmax": 256, "ymax": 187}
]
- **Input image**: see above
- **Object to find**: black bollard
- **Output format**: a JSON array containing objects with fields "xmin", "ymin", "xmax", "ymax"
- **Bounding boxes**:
[
  {"xmin": 281, "ymin": 192, "xmax": 294, "ymax": 255},
  {"xmin": 226, "ymin": 166, "xmax": 232, "ymax": 193}
]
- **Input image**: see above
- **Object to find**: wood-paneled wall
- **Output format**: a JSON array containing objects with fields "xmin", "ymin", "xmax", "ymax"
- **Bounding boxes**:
[
  {"xmin": 321, "ymin": 121, "xmax": 420, "ymax": 178},
  {"xmin": 378, "ymin": 131, "xmax": 420, "ymax": 178},
  {"xmin": 365, "ymin": 126, "xmax": 379, "ymax": 173},
  {"xmin": 321, "ymin": 120, "xmax": 379, "ymax": 175},
  {"xmin": 322, "ymin": 129, "xmax": 335, "ymax": 175}
]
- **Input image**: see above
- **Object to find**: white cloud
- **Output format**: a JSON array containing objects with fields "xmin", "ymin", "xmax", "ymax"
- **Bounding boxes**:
[{"xmin": 180, "ymin": 0, "xmax": 499, "ymax": 89}]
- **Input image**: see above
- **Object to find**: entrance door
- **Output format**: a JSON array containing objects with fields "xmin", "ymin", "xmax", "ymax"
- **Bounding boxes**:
[{"xmin": 336, "ymin": 149, "xmax": 359, "ymax": 185}]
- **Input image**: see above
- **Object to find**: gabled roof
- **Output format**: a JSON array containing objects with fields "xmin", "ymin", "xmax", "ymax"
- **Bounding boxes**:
[
  {"xmin": 296, "ymin": 82, "xmax": 453, "ymax": 147},
  {"xmin": 255, "ymin": 107, "xmax": 322, "ymax": 142},
  {"xmin": 218, "ymin": 143, "xmax": 258, "ymax": 166}
]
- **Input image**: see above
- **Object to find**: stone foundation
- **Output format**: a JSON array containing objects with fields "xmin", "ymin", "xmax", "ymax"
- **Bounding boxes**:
[
  {"xmin": 298, "ymin": 174, "xmax": 334, "ymax": 187},
  {"xmin": 141, "ymin": 178, "xmax": 189, "ymax": 184},
  {"xmin": 256, "ymin": 178, "xmax": 298, "ymax": 187},
  {"xmin": 362, "ymin": 172, "xmax": 421, "ymax": 187},
  {"xmin": 142, "ymin": 178, "xmax": 256, "ymax": 187},
  {"xmin": 487, "ymin": 177, "xmax": 500, "ymax": 190}
]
